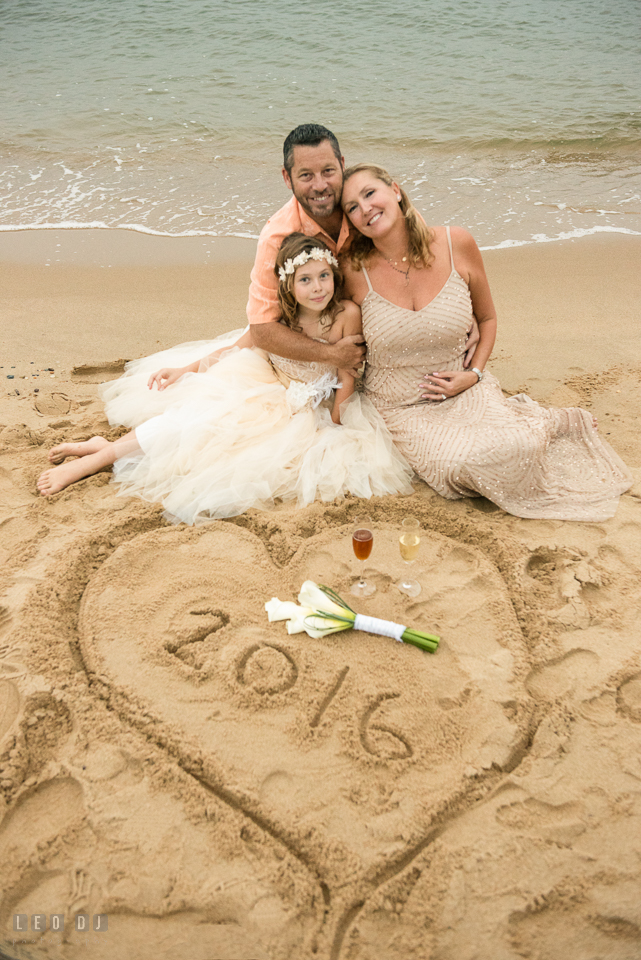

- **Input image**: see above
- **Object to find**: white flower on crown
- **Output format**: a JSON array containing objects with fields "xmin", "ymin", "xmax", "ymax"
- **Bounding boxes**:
[{"xmin": 278, "ymin": 247, "xmax": 339, "ymax": 282}]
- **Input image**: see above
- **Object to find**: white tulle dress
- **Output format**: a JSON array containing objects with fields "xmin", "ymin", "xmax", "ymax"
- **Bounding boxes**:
[{"xmin": 99, "ymin": 330, "xmax": 414, "ymax": 524}]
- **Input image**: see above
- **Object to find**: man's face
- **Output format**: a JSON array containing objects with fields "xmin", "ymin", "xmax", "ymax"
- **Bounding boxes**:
[{"xmin": 282, "ymin": 141, "xmax": 344, "ymax": 223}]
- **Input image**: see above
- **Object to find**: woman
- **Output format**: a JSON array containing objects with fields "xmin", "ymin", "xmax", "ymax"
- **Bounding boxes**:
[{"xmin": 341, "ymin": 163, "xmax": 632, "ymax": 521}]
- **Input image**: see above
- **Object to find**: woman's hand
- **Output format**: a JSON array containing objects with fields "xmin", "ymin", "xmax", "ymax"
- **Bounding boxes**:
[
  {"xmin": 147, "ymin": 366, "xmax": 188, "ymax": 391},
  {"xmin": 419, "ymin": 369, "xmax": 480, "ymax": 401}
]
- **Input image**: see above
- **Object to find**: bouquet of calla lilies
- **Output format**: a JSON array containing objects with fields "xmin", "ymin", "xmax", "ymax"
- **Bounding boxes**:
[{"xmin": 265, "ymin": 581, "xmax": 439, "ymax": 653}]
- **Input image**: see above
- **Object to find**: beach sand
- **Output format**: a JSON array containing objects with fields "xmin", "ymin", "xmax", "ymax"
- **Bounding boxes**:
[{"xmin": 0, "ymin": 230, "xmax": 640, "ymax": 960}]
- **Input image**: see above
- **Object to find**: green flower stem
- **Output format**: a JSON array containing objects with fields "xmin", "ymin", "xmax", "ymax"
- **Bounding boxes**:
[
  {"xmin": 312, "ymin": 587, "xmax": 441, "ymax": 654},
  {"xmin": 400, "ymin": 630, "xmax": 439, "ymax": 653}
]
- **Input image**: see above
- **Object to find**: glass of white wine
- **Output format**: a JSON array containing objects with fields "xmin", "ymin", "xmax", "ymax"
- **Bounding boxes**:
[{"xmin": 398, "ymin": 517, "xmax": 421, "ymax": 597}]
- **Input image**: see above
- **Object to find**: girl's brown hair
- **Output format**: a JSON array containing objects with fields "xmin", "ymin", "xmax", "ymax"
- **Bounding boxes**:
[
  {"xmin": 275, "ymin": 233, "xmax": 344, "ymax": 332},
  {"xmin": 342, "ymin": 163, "xmax": 435, "ymax": 270}
]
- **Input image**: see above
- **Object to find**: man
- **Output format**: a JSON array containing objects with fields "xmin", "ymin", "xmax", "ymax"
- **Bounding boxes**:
[{"xmin": 247, "ymin": 123, "xmax": 366, "ymax": 376}]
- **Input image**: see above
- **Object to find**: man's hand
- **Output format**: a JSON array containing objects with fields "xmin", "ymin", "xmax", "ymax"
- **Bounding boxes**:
[
  {"xmin": 463, "ymin": 317, "xmax": 480, "ymax": 367},
  {"xmin": 328, "ymin": 335, "xmax": 366, "ymax": 378}
]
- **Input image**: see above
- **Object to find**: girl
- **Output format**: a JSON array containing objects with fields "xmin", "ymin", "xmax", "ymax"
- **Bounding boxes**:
[{"xmin": 37, "ymin": 233, "xmax": 413, "ymax": 523}]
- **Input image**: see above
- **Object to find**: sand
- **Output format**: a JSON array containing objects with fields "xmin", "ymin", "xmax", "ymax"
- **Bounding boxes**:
[{"xmin": 0, "ymin": 230, "xmax": 640, "ymax": 960}]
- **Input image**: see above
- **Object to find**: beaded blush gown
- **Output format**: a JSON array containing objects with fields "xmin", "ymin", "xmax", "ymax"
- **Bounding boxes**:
[
  {"xmin": 98, "ymin": 332, "xmax": 413, "ymax": 524},
  {"xmin": 360, "ymin": 228, "xmax": 632, "ymax": 521}
]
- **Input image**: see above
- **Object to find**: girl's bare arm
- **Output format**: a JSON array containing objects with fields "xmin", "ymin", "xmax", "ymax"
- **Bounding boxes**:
[
  {"xmin": 148, "ymin": 328, "xmax": 253, "ymax": 391},
  {"xmin": 330, "ymin": 300, "xmax": 362, "ymax": 423}
]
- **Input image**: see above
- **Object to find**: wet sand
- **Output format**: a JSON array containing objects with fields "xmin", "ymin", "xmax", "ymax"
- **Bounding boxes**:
[{"xmin": 0, "ymin": 230, "xmax": 640, "ymax": 960}]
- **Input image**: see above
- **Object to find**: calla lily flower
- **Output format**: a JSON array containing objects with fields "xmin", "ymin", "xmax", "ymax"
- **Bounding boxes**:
[
  {"xmin": 265, "ymin": 597, "xmax": 347, "ymax": 638},
  {"xmin": 265, "ymin": 598, "xmax": 313, "ymax": 626},
  {"xmin": 298, "ymin": 581, "xmax": 348, "ymax": 618},
  {"xmin": 265, "ymin": 582, "xmax": 440, "ymax": 653}
]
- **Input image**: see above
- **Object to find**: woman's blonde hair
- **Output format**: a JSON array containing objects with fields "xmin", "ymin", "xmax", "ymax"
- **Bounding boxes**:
[
  {"xmin": 275, "ymin": 233, "xmax": 344, "ymax": 333},
  {"xmin": 342, "ymin": 163, "xmax": 435, "ymax": 270}
]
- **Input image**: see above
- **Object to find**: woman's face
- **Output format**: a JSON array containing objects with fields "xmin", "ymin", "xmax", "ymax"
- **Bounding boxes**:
[{"xmin": 342, "ymin": 171, "xmax": 402, "ymax": 238}]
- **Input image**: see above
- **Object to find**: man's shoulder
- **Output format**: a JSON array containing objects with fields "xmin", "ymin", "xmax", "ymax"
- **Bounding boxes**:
[{"xmin": 257, "ymin": 196, "xmax": 303, "ymax": 245}]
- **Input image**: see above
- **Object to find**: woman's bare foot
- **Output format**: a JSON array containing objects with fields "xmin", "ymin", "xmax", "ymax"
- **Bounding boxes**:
[{"xmin": 48, "ymin": 436, "xmax": 109, "ymax": 464}]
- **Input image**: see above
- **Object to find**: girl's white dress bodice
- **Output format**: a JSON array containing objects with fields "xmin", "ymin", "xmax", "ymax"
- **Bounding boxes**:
[{"xmin": 360, "ymin": 228, "xmax": 631, "ymax": 520}]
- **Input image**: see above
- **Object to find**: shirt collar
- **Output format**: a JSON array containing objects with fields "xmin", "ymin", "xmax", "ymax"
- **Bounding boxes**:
[{"xmin": 294, "ymin": 197, "xmax": 352, "ymax": 252}]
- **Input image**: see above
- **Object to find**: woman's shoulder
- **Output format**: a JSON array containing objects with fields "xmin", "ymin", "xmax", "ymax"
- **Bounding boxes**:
[
  {"xmin": 430, "ymin": 225, "xmax": 483, "ymax": 274},
  {"xmin": 341, "ymin": 258, "xmax": 370, "ymax": 303},
  {"xmin": 429, "ymin": 224, "xmax": 478, "ymax": 247}
]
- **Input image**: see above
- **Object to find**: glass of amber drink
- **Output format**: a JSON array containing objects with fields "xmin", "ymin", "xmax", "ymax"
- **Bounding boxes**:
[
  {"xmin": 350, "ymin": 516, "xmax": 375, "ymax": 597},
  {"xmin": 398, "ymin": 517, "xmax": 421, "ymax": 597}
]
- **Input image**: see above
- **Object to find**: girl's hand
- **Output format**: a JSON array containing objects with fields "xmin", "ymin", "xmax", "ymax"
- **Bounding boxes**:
[
  {"xmin": 419, "ymin": 369, "xmax": 479, "ymax": 401},
  {"xmin": 147, "ymin": 367, "xmax": 187, "ymax": 391}
]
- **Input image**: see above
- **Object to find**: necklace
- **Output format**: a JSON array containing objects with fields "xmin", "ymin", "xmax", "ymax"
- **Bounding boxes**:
[{"xmin": 380, "ymin": 251, "xmax": 411, "ymax": 285}]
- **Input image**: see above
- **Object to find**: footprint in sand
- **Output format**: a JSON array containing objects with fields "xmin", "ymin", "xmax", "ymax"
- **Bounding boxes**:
[
  {"xmin": 617, "ymin": 672, "xmax": 641, "ymax": 723},
  {"xmin": 525, "ymin": 648, "xmax": 599, "ymax": 700},
  {"xmin": 34, "ymin": 392, "xmax": 72, "ymax": 416},
  {"xmin": 0, "ymin": 778, "xmax": 84, "ymax": 873},
  {"xmin": 525, "ymin": 546, "xmax": 604, "ymax": 630},
  {"xmin": 509, "ymin": 875, "xmax": 641, "ymax": 960},
  {"xmin": 496, "ymin": 796, "xmax": 587, "ymax": 843}
]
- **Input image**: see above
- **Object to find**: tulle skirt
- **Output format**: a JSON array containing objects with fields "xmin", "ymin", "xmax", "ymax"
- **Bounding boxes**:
[{"xmin": 99, "ymin": 333, "xmax": 414, "ymax": 524}]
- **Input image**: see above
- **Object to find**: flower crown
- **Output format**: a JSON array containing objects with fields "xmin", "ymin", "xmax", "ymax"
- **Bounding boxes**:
[{"xmin": 278, "ymin": 247, "xmax": 339, "ymax": 283}]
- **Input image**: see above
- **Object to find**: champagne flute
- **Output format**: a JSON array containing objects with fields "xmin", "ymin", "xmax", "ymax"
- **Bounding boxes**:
[
  {"xmin": 398, "ymin": 517, "xmax": 421, "ymax": 597},
  {"xmin": 351, "ymin": 515, "xmax": 375, "ymax": 597}
]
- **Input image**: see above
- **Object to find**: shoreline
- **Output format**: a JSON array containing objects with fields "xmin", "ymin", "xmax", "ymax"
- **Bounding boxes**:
[
  {"xmin": 1, "ymin": 223, "xmax": 640, "ymax": 267},
  {"xmin": 0, "ymin": 228, "xmax": 257, "ymax": 267}
]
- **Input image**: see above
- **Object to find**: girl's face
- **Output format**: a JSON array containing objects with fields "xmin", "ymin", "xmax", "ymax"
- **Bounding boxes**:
[
  {"xmin": 342, "ymin": 171, "xmax": 402, "ymax": 238},
  {"xmin": 292, "ymin": 259, "xmax": 335, "ymax": 317}
]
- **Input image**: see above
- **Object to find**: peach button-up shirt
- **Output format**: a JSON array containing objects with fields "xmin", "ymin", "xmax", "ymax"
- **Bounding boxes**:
[{"xmin": 246, "ymin": 196, "xmax": 353, "ymax": 325}]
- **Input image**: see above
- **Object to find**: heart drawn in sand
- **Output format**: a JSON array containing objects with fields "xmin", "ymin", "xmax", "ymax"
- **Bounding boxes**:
[{"xmin": 78, "ymin": 522, "xmax": 529, "ymax": 942}]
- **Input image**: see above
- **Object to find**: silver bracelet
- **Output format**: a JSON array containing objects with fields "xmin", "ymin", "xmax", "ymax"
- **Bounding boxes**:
[{"xmin": 471, "ymin": 367, "xmax": 484, "ymax": 383}]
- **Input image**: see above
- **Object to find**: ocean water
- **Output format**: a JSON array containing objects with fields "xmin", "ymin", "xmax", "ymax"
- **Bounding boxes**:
[{"xmin": 1, "ymin": 0, "xmax": 640, "ymax": 249}]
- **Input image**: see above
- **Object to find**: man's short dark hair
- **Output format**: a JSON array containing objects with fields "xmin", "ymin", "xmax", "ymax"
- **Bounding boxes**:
[{"xmin": 283, "ymin": 124, "xmax": 342, "ymax": 174}]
